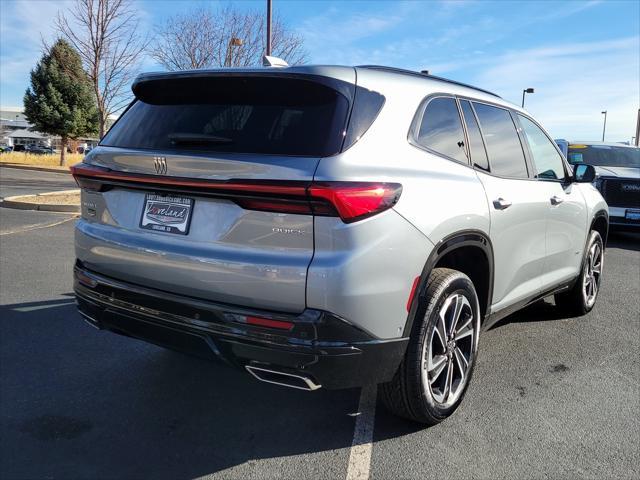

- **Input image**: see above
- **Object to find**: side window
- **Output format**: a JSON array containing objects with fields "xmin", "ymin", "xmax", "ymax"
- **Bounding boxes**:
[
  {"xmin": 518, "ymin": 115, "xmax": 566, "ymax": 181},
  {"xmin": 473, "ymin": 102, "xmax": 528, "ymax": 178},
  {"xmin": 459, "ymin": 100, "xmax": 489, "ymax": 171},
  {"xmin": 416, "ymin": 97, "xmax": 467, "ymax": 164}
]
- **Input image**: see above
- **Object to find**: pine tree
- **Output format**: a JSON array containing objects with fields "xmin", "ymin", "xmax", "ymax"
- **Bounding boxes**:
[{"xmin": 24, "ymin": 39, "xmax": 98, "ymax": 166}]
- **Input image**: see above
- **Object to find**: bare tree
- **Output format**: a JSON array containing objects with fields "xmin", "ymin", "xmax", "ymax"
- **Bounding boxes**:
[
  {"xmin": 151, "ymin": 5, "xmax": 307, "ymax": 71},
  {"xmin": 56, "ymin": 0, "xmax": 148, "ymax": 137}
]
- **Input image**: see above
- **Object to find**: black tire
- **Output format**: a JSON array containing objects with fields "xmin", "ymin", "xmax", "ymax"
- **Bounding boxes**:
[
  {"xmin": 380, "ymin": 268, "xmax": 481, "ymax": 424},
  {"xmin": 554, "ymin": 230, "xmax": 604, "ymax": 317}
]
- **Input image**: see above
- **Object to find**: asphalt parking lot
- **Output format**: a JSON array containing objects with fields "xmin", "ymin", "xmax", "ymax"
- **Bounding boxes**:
[
  {"xmin": 0, "ymin": 167, "xmax": 77, "ymax": 199},
  {"xmin": 1, "ymin": 176, "xmax": 639, "ymax": 479}
]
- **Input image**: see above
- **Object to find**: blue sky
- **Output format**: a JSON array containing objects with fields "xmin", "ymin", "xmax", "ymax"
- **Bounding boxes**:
[{"xmin": 1, "ymin": 0, "xmax": 638, "ymax": 141}]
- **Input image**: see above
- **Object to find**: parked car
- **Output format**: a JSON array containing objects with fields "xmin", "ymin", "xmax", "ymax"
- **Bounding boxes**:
[
  {"xmin": 556, "ymin": 140, "xmax": 639, "ymax": 230},
  {"xmin": 27, "ymin": 145, "xmax": 54, "ymax": 154},
  {"xmin": 71, "ymin": 63, "xmax": 608, "ymax": 424},
  {"xmin": 0, "ymin": 145, "xmax": 13, "ymax": 153},
  {"xmin": 12, "ymin": 144, "xmax": 26, "ymax": 152}
]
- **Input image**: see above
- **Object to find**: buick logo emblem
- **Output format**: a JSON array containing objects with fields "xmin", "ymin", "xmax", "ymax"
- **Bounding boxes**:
[{"xmin": 153, "ymin": 156, "xmax": 167, "ymax": 175}]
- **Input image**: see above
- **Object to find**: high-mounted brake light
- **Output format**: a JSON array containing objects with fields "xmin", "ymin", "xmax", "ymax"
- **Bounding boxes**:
[{"xmin": 71, "ymin": 163, "xmax": 402, "ymax": 223}]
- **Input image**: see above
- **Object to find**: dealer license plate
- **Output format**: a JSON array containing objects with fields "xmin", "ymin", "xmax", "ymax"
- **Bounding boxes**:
[{"xmin": 140, "ymin": 193, "xmax": 194, "ymax": 235}]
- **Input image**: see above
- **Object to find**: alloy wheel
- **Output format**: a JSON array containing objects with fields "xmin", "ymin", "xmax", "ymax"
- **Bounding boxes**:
[
  {"xmin": 583, "ymin": 240, "xmax": 603, "ymax": 308},
  {"xmin": 422, "ymin": 292, "xmax": 478, "ymax": 408}
]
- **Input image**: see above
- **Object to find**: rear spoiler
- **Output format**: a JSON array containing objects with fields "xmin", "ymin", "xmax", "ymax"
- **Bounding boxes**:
[{"xmin": 131, "ymin": 67, "xmax": 358, "ymax": 102}]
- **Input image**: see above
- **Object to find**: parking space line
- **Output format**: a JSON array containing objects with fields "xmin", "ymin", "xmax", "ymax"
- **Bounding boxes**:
[
  {"xmin": 0, "ymin": 215, "xmax": 76, "ymax": 236},
  {"xmin": 346, "ymin": 383, "xmax": 377, "ymax": 480}
]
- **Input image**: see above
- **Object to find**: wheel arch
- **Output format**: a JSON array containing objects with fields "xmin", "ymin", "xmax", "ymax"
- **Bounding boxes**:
[
  {"xmin": 404, "ymin": 230, "xmax": 494, "ymax": 336},
  {"xmin": 590, "ymin": 209, "xmax": 609, "ymax": 248}
]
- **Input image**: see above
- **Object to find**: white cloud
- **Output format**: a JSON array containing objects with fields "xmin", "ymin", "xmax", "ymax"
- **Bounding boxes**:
[
  {"xmin": 297, "ymin": 2, "xmax": 420, "ymax": 64},
  {"xmin": 473, "ymin": 37, "xmax": 640, "ymax": 142}
]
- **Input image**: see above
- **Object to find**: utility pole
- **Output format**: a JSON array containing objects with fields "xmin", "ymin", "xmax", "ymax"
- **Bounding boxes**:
[
  {"xmin": 266, "ymin": 0, "xmax": 272, "ymax": 56},
  {"xmin": 635, "ymin": 108, "xmax": 639, "ymax": 146},
  {"xmin": 601, "ymin": 111, "xmax": 607, "ymax": 142}
]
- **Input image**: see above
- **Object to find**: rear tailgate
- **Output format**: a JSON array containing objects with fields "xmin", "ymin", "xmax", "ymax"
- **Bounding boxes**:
[{"xmin": 75, "ymin": 71, "xmax": 355, "ymax": 313}]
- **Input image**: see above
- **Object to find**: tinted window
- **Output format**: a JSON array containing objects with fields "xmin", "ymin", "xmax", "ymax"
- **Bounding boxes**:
[
  {"xmin": 518, "ymin": 115, "xmax": 565, "ymax": 181},
  {"xmin": 473, "ymin": 103, "xmax": 528, "ymax": 178},
  {"xmin": 459, "ymin": 100, "xmax": 489, "ymax": 171},
  {"xmin": 102, "ymin": 76, "xmax": 350, "ymax": 157},
  {"xmin": 567, "ymin": 145, "xmax": 640, "ymax": 168},
  {"xmin": 416, "ymin": 97, "xmax": 467, "ymax": 164},
  {"xmin": 343, "ymin": 87, "xmax": 385, "ymax": 151}
]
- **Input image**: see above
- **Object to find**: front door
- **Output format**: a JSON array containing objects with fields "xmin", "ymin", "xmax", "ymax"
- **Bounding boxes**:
[{"xmin": 516, "ymin": 114, "xmax": 588, "ymax": 289}]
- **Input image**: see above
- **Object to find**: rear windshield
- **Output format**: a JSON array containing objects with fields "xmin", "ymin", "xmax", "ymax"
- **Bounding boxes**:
[
  {"xmin": 101, "ymin": 76, "xmax": 351, "ymax": 157},
  {"xmin": 567, "ymin": 145, "xmax": 640, "ymax": 168}
]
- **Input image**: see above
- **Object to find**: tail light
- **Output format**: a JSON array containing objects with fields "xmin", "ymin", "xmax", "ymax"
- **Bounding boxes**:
[
  {"xmin": 308, "ymin": 183, "xmax": 402, "ymax": 223},
  {"xmin": 71, "ymin": 163, "xmax": 402, "ymax": 223}
]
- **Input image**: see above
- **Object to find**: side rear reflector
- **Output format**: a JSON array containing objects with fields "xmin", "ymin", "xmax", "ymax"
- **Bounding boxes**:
[
  {"xmin": 71, "ymin": 163, "xmax": 402, "ymax": 223},
  {"xmin": 246, "ymin": 316, "xmax": 294, "ymax": 330},
  {"xmin": 406, "ymin": 276, "xmax": 421, "ymax": 312},
  {"xmin": 76, "ymin": 270, "xmax": 98, "ymax": 288}
]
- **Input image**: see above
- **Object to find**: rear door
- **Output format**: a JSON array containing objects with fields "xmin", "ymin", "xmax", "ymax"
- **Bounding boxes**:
[
  {"xmin": 75, "ymin": 72, "xmax": 354, "ymax": 313},
  {"xmin": 465, "ymin": 101, "xmax": 549, "ymax": 312}
]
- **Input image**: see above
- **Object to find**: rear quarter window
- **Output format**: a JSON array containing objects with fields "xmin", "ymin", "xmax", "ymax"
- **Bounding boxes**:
[{"xmin": 415, "ymin": 96, "xmax": 468, "ymax": 164}]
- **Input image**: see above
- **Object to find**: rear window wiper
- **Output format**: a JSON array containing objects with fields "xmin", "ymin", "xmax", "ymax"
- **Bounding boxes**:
[{"xmin": 168, "ymin": 133, "xmax": 234, "ymax": 145}]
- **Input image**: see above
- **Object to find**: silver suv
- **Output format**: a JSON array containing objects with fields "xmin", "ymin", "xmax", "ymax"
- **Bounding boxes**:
[{"xmin": 72, "ymin": 64, "xmax": 608, "ymax": 424}]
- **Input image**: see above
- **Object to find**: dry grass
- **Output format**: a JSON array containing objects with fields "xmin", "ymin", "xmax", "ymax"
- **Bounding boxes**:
[{"xmin": 0, "ymin": 152, "xmax": 84, "ymax": 169}]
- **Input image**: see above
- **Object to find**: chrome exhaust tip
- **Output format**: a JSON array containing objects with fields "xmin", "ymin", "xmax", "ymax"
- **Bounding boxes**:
[{"xmin": 245, "ymin": 365, "xmax": 322, "ymax": 391}]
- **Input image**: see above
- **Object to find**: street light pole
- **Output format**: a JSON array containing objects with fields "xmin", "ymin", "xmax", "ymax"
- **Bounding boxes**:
[
  {"xmin": 224, "ymin": 37, "xmax": 243, "ymax": 67},
  {"xmin": 521, "ymin": 88, "xmax": 534, "ymax": 108},
  {"xmin": 266, "ymin": 0, "xmax": 272, "ymax": 56},
  {"xmin": 601, "ymin": 111, "xmax": 607, "ymax": 142}
]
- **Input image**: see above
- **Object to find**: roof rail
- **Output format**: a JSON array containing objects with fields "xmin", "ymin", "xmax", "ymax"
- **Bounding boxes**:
[{"xmin": 357, "ymin": 65, "xmax": 501, "ymax": 98}]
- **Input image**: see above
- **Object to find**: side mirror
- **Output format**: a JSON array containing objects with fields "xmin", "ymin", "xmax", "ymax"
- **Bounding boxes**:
[{"xmin": 573, "ymin": 164, "xmax": 596, "ymax": 183}]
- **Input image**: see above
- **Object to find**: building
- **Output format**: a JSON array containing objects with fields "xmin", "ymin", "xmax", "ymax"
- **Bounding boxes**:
[{"xmin": 0, "ymin": 106, "xmax": 101, "ymax": 152}]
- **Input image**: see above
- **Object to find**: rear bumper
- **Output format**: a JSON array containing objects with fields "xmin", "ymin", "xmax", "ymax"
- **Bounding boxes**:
[{"xmin": 74, "ymin": 262, "xmax": 408, "ymax": 390}]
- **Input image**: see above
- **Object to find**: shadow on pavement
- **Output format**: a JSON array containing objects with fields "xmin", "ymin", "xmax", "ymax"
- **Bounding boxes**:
[
  {"xmin": 0, "ymin": 298, "xmax": 364, "ymax": 479},
  {"xmin": 607, "ymin": 230, "xmax": 640, "ymax": 251},
  {"xmin": 490, "ymin": 228, "xmax": 639, "ymax": 331}
]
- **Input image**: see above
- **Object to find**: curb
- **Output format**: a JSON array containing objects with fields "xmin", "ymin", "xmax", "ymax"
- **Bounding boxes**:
[
  {"xmin": 0, "ymin": 163, "xmax": 71, "ymax": 174},
  {"xmin": 1, "ymin": 190, "xmax": 80, "ymax": 213}
]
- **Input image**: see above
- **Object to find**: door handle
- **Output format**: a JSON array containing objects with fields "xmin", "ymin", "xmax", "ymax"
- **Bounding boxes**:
[
  {"xmin": 550, "ymin": 195, "xmax": 564, "ymax": 205},
  {"xmin": 493, "ymin": 198, "xmax": 512, "ymax": 210}
]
